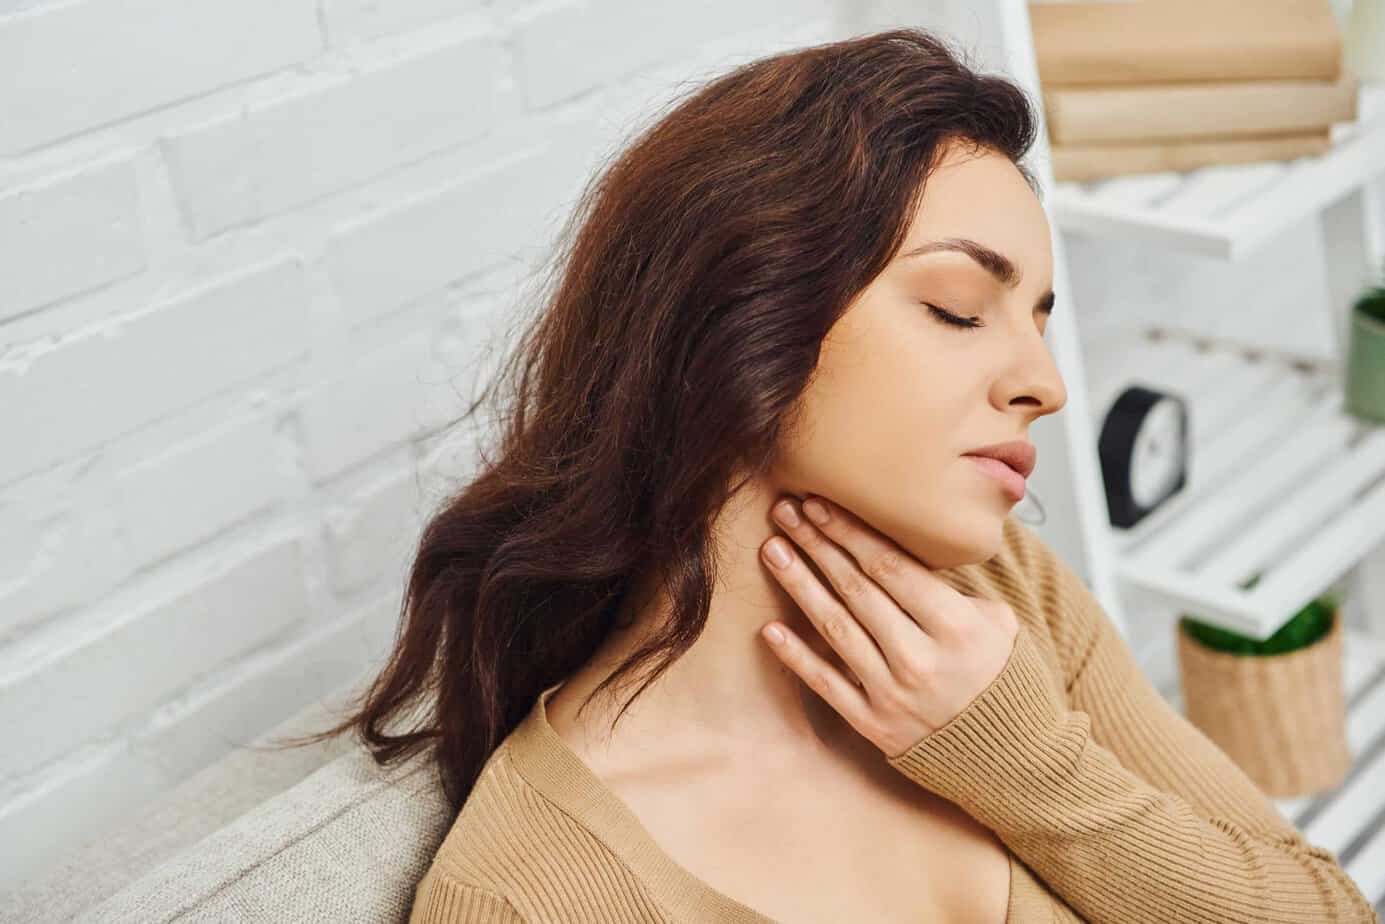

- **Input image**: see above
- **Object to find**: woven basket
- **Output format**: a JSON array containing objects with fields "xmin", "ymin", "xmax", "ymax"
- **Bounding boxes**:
[{"xmin": 1176, "ymin": 610, "xmax": 1351, "ymax": 797}]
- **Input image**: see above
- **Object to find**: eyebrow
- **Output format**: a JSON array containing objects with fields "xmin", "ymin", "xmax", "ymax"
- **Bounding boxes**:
[{"xmin": 898, "ymin": 237, "xmax": 1056, "ymax": 314}]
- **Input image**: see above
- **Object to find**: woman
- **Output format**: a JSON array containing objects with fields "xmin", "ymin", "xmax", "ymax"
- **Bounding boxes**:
[{"xmin": 291, "ymin": 27, "xmax": 1376, "ymax": 924}]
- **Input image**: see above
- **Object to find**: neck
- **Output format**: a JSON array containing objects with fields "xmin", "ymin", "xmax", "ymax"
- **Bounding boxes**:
[{"xmin": 545, "ymin": 478, "xmax": 873, "ymax": 777}]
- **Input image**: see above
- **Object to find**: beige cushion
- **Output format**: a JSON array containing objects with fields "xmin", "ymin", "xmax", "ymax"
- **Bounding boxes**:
[
  {"xmin": 5, "ymin": 691, "xmax": 451, "ymax": 924},
  {"xmin": 75, "ymin": 744, "xmax": 448, "ymax": 923}
]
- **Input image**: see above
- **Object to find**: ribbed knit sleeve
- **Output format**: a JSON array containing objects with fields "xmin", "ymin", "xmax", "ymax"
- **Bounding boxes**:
[
  {"xmin": 409, "ymin": 869, "xmax": 528, "ymax": 924},
  {"xmin": 886, "ymin": 524, "xmax": 1377, "ymax": 923}
]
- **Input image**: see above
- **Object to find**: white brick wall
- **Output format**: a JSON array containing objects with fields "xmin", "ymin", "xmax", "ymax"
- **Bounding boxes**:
[
  {"xmin": 0, "ymin": 157, "xmax": 145, "ymax": 322},
  {"xmin": 0, "ymin": 0, "xmax": 322, "ymax": 156},
  {"xmin": 0, "ymin": 0, "xmax": 847, "ymax": 894},
  {"xmin": 162, "ymin": 34, "xmax": 505, "ymax": 240}
]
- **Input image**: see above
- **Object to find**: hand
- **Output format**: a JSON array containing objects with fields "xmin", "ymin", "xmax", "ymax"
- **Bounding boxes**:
[{"xmin": 758, "ymin": 493, "xmax": 1020, "ymax": 760}]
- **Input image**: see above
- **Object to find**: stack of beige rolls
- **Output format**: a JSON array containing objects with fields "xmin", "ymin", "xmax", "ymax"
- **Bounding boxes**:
[{"xmin": 1032, "ymin": 0, "xmax": 1359, "ymax": 182}]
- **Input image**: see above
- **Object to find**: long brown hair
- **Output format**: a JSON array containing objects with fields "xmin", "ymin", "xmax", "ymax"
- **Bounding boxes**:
[{"xmin": 275, "ymin": 27, "xmax": 1042, "ymax": 814}]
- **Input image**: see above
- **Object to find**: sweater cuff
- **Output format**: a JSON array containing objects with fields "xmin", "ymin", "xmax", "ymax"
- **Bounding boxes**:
[{"xmin": 885, "ymin": 621, "xmax": 1071, "ymax": 819}]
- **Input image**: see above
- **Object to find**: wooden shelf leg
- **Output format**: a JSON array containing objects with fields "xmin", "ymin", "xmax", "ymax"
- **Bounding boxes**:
[
  {"xmin": 1344, "ymin": 539, "xmax": 1385, "ymax": 642},
  {"xmin": 1321, "ymin": 185, "xmax": 1380, "ymax": 359}
]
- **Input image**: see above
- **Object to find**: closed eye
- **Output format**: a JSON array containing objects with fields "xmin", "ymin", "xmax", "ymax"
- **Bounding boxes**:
[{"xmin": 925, "ymin": 304, "xmax": 984, "ymax": 331}]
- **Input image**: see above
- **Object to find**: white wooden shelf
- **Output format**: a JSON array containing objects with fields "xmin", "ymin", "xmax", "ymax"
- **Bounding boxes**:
[
  {"xmin": 1166, "ymin": 625, "xmax": 1385, "ymax": 907},
  {"xmin": 1085, "ymin": 330, "xmax": 1385, "ymax": 640},
  {"xmin": 1047, "ymin": 82, "xmax": 1385, "ymax": 261},
  {"xmin": 990, "ymin": 0, "xmax": 1385, "ymax": 909}
]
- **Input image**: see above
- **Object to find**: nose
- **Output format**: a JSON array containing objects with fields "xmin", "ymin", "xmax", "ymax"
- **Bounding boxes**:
[{"xmin": 997, "ymin": 321, "xmax": 1067, "ymax": 419}]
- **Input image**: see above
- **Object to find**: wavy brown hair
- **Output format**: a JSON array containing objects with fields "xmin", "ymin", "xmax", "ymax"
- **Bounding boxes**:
[{"xmin": 275, "ymin": 26, "xmax": 1043, "ymax": 814}]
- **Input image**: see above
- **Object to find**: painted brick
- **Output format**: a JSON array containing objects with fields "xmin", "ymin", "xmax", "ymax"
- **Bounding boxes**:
[
  {"xmin": 0, "ymin": 505, "xmax": 127, "ymax": 638},
  {"xmin": 0, "ymin": 158, "xmax": 145, "ymax": 322},
  {"xmin": 323, "ymin": 467, "xmax": 427, "ymax": 595},
  {"xmin": 326, "ymin": 144, "xmax": 584, "ymax": 326},
  {"xmin": 0, "ymin": 0, "xmax": 320, "ymax": 155},
  {"xmin": 114, "ymin": 411, "xmax": 287, "ymax": 567},
  {"xmin": 323, "ymin": 0, "xmax": 484, "ymax": 42},
  {"xmin": 163, "ymin": 36, "xmax": 503, "ymax": 239},
  {"xmin": 298, "ymin": 333, "xmax": 462, "ymax": 483},
  {"xmin": 0, "ymin": 536, "xmax": 311, "ymax": 779},
  {"xmin": 0, "ymin": 259, "xmax": 310, "ymax": 487},
  {"xmin": 511, "ymin": 0, "xmax": 834, "ymax": 110}
]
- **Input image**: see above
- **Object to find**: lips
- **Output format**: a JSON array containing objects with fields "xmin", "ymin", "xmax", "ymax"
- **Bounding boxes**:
[
  {"xmin": 962, "ymin": 440, "xmax": 1037, "ymax": 479},
  {"xmin": 966, "ymin": 455, "xmax": 1027, "ymax": 502}
]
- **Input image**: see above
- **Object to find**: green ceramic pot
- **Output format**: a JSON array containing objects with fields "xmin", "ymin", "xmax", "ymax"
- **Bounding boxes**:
[{"xmin": 1345, "ymin": 285, "xmax": 1385, "ymax": 424}]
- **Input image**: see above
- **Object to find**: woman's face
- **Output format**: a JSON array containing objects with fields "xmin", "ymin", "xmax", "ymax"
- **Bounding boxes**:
[{"xmin": 772, "ymin": 141, "xmax": 1067, "ymax": 570}]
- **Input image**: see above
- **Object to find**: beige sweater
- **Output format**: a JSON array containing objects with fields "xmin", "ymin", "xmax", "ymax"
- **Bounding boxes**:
[{"xmin": 408, "ymin": 515, "xmax": 1378, "ymax": 923}]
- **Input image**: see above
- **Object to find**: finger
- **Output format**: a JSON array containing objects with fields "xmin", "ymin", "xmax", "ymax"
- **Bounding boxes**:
[
  {"xmin": 760, "ymin": 621, "xmax": 881, "ymax": 740},
  {"xmin": 771, "ymin": 498, "xmax": 928, "ymax": 679},
  {"xmin": 760, "ymin": 530, "xmax": 893, "ymax": 693},
  {"xmin": 798, "ymin": 494, "xmax": 967, "ymax": 636}
]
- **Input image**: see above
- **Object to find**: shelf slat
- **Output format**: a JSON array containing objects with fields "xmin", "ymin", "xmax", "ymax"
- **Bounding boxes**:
[
  {"xmin": 1343, "ymin": 824, "xmax": 1385, "ymax": 914},
  {"xmin": 1092, "ymin": 334, "xmax": 1385, "ymax": 639},
  {"xmin": 1048, "ymin": 84, "xmax": 1385, "ymax": 261}
]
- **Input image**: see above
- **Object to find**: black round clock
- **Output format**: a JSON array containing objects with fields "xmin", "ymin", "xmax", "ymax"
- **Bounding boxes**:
[{"xmin": 1098, "ymin": 384, "xmax": 1190, "ymax": 529}]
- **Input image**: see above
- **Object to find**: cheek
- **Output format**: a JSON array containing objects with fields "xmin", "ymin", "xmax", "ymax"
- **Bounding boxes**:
[
  {"xmin": 773, "ymin": 301, "xmax": 976, "ymax": 504},
  {"xmin": 776, "ymin": 376, "xmax": 957, "ymax": 501},
  {"xmin": 781, "ymin": 330, "xmax": 964, "ymax": 479}
]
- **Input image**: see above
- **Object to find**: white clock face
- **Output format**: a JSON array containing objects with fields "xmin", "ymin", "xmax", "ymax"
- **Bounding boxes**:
[{"xmin": 1130, "ymin": 398, "xmax": 1184, "ymax": 508}]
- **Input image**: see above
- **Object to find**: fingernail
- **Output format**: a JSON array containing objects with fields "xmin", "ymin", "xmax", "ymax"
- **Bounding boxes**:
[
  {"xmin": 763, "ymin": 624, "xmax": 786, "ymax": 644},
  {"xmin": 764, "ymin": 538, "xmax": 792, "ymax": 568},
  {"xmin": 803, "ymin": 497, "xmax": 829, "ymax": 524}
]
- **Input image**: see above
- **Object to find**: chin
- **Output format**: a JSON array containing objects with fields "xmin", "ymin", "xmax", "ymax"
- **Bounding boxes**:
[
  {"xmin": 837, "ymin": 483, "xmax": 1007, "ymax": 569},
  {"xmin": 919, "ymin": 510, "xmax": 1006, "ymax": 570}
]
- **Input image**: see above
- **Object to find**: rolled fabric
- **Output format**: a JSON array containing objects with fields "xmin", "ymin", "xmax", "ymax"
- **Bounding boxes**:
[
  {"xmin": 1043, "ymin": 72, "xmax": 1358, "ymax": 145},
  {"xmin": 1049, "ymin": 128, "xmax": 1333, "ymax": 182},
  {"xmin": 1032, "ymin": 0, "xmax": 1342, "ymax": 86}
]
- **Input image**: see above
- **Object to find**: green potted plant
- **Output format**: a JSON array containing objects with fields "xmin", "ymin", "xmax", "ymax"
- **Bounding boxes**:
[
  {"xmin": 1176, "ymin": 572, "xmax": 1351, "ymax": 797},
  {"xmin": 1345, "ymin": 266, "xmax": 1385, "ymax": 424}
]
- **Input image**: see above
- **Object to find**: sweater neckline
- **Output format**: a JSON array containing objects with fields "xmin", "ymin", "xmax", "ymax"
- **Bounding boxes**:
[
  {"xmin": 505, "ymin": 678, "xmax": 1018, "ymax": 923},
  {"xmin": 506, "ymin": 679, "xmax": 778, "ymax": 922}
]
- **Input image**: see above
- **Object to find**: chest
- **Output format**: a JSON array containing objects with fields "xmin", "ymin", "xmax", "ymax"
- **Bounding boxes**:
[{"xmin": 623, "ymin": 762, "xmax": 1013, "ymax": 924}]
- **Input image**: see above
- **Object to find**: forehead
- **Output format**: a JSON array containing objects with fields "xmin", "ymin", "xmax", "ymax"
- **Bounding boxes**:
[{"xmin": 901, "ymin": 144, "xmax": 1051, "ymax": 279}]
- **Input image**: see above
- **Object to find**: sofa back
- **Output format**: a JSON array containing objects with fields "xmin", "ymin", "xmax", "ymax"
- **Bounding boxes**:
[{"xmin": 78, "ymin": 746, "xmax": 451, "ymax": 923}]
